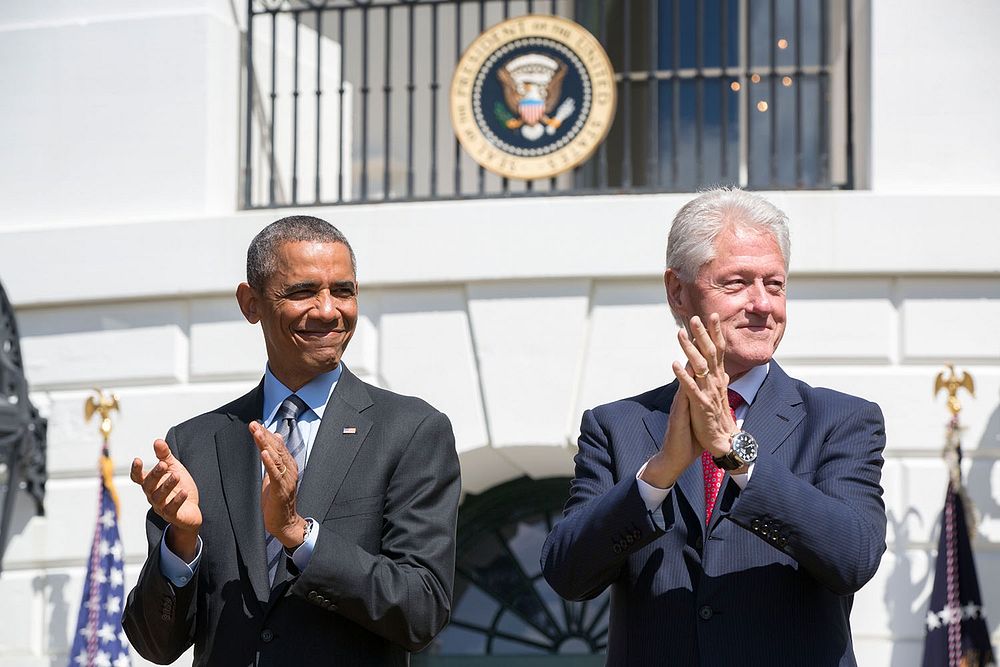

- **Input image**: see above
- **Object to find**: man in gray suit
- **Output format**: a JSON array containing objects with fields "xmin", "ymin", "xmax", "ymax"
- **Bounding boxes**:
[
  {"xmin": 124, "ymin": 216, "xmax": 461, "ymax": 666},
  {"xmin": 542, "ymin": 189, "xmax": 886, "ymax": 665}
]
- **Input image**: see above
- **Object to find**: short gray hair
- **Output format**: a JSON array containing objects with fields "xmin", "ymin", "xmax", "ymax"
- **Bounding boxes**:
[
  {"xmin": 665, "ymin": 187, "xmax": 790, "ymax": 282},
  {"xmin": 247, "ymin": 215, "xmax": 357, "ymax": 290}
]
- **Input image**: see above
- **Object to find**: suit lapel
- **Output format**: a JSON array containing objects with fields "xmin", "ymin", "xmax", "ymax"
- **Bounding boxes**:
[
  {"xmin": 741, "ymin": 362, "xmax": 805, "ymax": 454},
  {"xmin": 708, "ymin": 362, "xmax": 805, "ymax": 532},
  {"xmin": 215, "ymin": 383, "xmax": 271, "ymax": 605},
  {"xmin": 641, "ymin": 383, "xmax": 707, "ymax": 537},
  {"xmin": 270, "ymin": 366, "xmax": 375, "ymax": 588},
  {"xmin": 296, "ymin": 366, "xmax": 375, "ymax": 519}
]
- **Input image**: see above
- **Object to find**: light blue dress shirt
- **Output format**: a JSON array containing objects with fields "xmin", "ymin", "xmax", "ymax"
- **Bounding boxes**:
[{"xmin": 159, "ymin": 364, "xmax": 343, "ymax": 587}]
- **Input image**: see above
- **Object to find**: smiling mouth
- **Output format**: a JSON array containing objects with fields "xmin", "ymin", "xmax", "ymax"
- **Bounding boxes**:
[{"xmin": 295, "ymin": 330, "xmax": 344, "ymax": 338}]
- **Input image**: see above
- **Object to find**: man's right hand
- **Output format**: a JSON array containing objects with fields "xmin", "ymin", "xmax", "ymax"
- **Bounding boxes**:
[
  {"xmin": 131, "ymin": 439, "xmax": 202, "ymax": 561},
  {"xmin": 639, "ymin": 388, "xmax": 699, "ymax": 489}
]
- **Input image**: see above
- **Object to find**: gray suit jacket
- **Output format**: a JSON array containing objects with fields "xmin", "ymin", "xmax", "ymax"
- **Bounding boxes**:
[
  {"xmin": 541, "ymin": 362, "xmax": 887, "ymax": 666},
  {"xmin": 123, "ymin": 365, "xmax": 461, "ymax": 666}
]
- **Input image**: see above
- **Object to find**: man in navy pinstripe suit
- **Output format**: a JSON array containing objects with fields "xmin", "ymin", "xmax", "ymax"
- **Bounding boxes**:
[{"xmin": 542, "ymin": 188, "xmax": 886, "ymax": 666}]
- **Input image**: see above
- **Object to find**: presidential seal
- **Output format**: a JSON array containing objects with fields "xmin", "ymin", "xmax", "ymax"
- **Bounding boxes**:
[{"xmin": 450, "ymin": 15, "xmax": 616, "ymax": 180}]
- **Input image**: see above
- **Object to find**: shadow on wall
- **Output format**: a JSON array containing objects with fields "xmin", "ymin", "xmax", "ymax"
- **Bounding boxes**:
[
  {"xmin": 33, "ymin": 571, "xmax": 71, "ymax": 664},
  {"xmin": 967, "ymin": 398, "xmax": 1000, "ymax": 635},
  {"xmin": 884, "ymin": 506, "xmax": 931, "ymax": 667}
]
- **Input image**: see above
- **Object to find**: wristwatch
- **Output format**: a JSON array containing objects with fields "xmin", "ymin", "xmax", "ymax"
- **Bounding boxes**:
[{"xmin": 713, "ymin": 431, "xmax": 759, "ymax": 470}]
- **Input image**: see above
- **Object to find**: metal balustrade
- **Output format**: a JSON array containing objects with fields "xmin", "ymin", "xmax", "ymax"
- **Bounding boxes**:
[{"xmin": 242, "ymin": 0, "xmax": 853, "ymax": 209}]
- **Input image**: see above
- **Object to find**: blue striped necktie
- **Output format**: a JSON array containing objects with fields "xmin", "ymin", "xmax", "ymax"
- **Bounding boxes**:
[{"xmin": 265, "ymin": 394, "xmax": 309, "ymax": 585}]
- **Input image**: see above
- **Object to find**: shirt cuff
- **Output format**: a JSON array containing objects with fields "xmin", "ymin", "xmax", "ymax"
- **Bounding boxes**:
[
  {"xmin": 287, "ymin": 518, "xmax": 319, "ymax": 572},
  {"xmin": 158, "ymin": 527, "xmax": 202, "ymax": 588},
  {"xmin": 730, "ymin": 461, "xmax": 755, "ymax": 489},
  {"xmin": 635, "ymin": 460, "xmax": 673, "ymax": 512}
]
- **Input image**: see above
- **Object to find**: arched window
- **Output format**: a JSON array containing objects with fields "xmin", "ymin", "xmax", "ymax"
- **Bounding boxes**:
[{"xmin": 415, "ymin": 477, "xmax": 609, "ymax": 665}]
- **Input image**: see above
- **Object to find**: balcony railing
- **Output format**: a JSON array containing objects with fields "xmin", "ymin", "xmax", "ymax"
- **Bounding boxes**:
[{"xmin": 242, "ymin": 0, "xmax": 854, "ymax": 208}]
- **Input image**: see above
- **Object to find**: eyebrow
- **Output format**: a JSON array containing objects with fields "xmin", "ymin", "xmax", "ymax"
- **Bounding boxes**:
[{"xmin": 282, "ymin": 280, "xmax": 356, "ymax": 292}]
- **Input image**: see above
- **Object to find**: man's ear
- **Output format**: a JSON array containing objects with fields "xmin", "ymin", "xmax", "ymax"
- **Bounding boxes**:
[
  {"xmin": 236, "ymin": 282, "xmax": 261, "ymax": 324},
  {"xmin": 664, "ymin": 269, "xmax": 688, "ymax": 317}
]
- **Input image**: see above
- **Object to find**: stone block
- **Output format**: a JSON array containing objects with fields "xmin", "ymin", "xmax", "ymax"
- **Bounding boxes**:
[
  {"xmin": 0, "ymin": 570, "xmax": 37, "ymax": 654},
  {"xmin": 378, "ymin": 287, "xmax": 489, "ymax": 453},
  {"xmin": 3, "ymin": 477, "xmax": 158, "ymax": 569},
  {"xmin": 17, "ymin": 301, "xmax": 190, "ymax": 389},
  {"xmin": 901, "ymin": 278, "xmax": 1000, "ymax": 361},
  {"xmin": 575, "ymin": 280, "xmax": 680, "ymax": 417},
  {"xmin": 467, "ymin": 280, "xmax": 590, "ymax": 448},
  {"xmin": 189, "ymin": 297, "xmax": 266, "ymax": 380},
  {"xmin": 42, "ymin": 382, "xmax": 262, "ymax": 476},
  {"xmin": 342, "ymin": 289, "xmax": 381, "ymax": 381},
  {"xmin": 779, "ymin": 367, "xmax": 1000, "ymax": 453},
  {"xmin": 781, "ymin": 278, "xmax": 894, "ymax": 362}
]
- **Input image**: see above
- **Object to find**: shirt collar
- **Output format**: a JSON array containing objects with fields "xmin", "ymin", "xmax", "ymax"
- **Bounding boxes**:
[
  {"xmin": 262, "ymin": 363, "xmax": 343, "ymax": 426},
  {"xmin": 728, "ymin": 362, "xmax": 769, "ymax": 408}
]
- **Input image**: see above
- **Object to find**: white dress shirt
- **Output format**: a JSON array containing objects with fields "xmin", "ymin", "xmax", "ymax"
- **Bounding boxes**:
[{"xmin": 636, "ymin": 363, "xmax": 769, "ymax": 512}]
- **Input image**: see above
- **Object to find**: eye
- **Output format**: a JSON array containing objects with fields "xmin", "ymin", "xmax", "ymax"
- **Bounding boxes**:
[{"xmin": 765, "ymin": 280, "xmax": 786, "ymax": 293}]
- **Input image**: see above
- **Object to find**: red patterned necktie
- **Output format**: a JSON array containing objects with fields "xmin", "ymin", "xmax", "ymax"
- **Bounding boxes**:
[{"xmin": 702, "ymin": 389, "xmax": 746, "ymax": 526}]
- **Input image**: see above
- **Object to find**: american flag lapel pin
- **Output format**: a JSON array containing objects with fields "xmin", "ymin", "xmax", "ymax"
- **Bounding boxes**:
[{"xmin": 343, "ymin": 426, "xmax": 357, "ymax": 434}]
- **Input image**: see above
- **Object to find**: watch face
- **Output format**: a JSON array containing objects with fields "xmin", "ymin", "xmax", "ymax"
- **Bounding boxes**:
[{"xmin": 733, "ymin": 432, "xmax": 758, "ymax": 462}]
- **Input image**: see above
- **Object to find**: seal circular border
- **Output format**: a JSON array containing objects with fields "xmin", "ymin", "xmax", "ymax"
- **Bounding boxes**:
[{"xmin": 450, "ymin": 14, "xmax": 617, "ymax": 181}]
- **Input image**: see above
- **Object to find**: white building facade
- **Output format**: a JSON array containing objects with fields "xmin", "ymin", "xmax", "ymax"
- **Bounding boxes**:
[{"xmin": 1, "ymin": 1, "xmax": 999, "ymax": 665}]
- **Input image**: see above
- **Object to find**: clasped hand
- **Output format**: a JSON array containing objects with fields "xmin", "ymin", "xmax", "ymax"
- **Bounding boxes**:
[
  {"xmin": 639, "ymin": 313, "xmax": 738, "ymax": 489},
  {"xmin": 130, "ymin": 424, "xmax": 309, "ymax": 561}
]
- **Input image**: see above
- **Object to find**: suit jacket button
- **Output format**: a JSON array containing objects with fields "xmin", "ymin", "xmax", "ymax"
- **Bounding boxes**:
[
  {"xmin": 261, "ymin": 628, "xmax": 274, "ymax": 643},
  {"xmin": 625, "ymin": 534, "xmax": 635, "ymax": 545},
  {"xmin": 632, "ymin": 529, "xmax": 641, "ymax": 539},
  {"xmin": 698, "ymin": 605, "xmax": 714, "ymax": 620},
  {"xmin": 308, "ymin": 591, "xmax": 318, "ymax": 601},
  {"xmin": 612, "ymin": 544, "xmax": 622, "ymax": 554},
  {"xmin": 161, "ymin": 614, "xmax": 170, "ymax": 621}
]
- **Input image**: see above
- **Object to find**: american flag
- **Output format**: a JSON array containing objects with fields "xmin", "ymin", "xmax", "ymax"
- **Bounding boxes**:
[{"xmin": 68, "ymin": 450, "xmax": 131, "ymax": 667}]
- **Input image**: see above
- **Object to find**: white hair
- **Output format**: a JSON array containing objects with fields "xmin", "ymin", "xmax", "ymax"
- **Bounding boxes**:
[{"xmin": 666, "ymin": 187, "xmax": 790, "ymax": 281}]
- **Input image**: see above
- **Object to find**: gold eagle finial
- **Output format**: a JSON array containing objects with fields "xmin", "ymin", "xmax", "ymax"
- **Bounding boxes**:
[
  {"xmin": 934, "ymin": 364, "xmax": 974, "ymax": 417},
  {"xmin": 85, "ymin": 389, "xmax": 120, "ymax": 442}
]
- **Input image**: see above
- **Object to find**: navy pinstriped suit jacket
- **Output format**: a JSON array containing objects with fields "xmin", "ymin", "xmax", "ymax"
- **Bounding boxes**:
[{"xmin": 541, "ymin": 362, "xmax": 887, "ymax": 666}]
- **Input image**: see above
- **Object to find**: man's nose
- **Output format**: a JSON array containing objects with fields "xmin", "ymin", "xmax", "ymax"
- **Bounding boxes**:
[
  {"xmin": 313, "ymin": 292, "xmax": 340, "ymax": 320},
  {"xmin": 746, "ymin": 281, "xmax": 773, "ymax": 314}
]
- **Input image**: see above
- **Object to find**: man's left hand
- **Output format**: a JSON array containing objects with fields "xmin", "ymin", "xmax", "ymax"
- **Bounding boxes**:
[
  {"xmin": 673, "ymin": 313, "xmax": 737, "ymax": 457},
  {"xmin": 250, "ymin": 421, "xmax": 309, "ymax": 549}
]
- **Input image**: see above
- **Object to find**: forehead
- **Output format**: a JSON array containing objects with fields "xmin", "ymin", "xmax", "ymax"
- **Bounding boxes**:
[
  {"xmin": 271, "ymin": 240, "xmax": 355, "ymax": 280},
  {"xmin": 706, "ymin": 225, "xmax": 785, "ymax": 269}
]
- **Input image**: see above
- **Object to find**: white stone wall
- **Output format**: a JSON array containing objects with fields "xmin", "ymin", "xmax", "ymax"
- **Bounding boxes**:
[
  {"xmin": 2, "ymin": 195, "xmax": 999, "ymax": 665},
  {"xmin": 1, "ymin": 0, "xmax": 999, "ymax": 665}
]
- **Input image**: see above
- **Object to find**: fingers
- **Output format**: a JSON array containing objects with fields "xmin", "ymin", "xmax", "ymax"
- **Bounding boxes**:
[
  {"xmin": 678, "ymin": 315, "xmax": 727, "ymax": 380},
  {"xmin": 151, "ymin": 471, "xmax": 180, "ymax": 506},
  {"xmin": 153, "ymin": 438, "xmax": 174, "ymax": 463},
  {"xmin": 709, "ymin": 313, "xmax": 727, "ymax": 366},
  {"xmin": 672, "ymin": 360, "xmax": 702, "ymax": 397},
  {"xmin": 249, "ymin": 421, "xmax": 289, "ymax": 456},
  {"xmin": 130, "ymin": 458, "xmax": 145, "ymax": 485},
  {"xmin": 689, "ymin": 317, "xmax": 718, "ymax": 371},
  {"xmin": 253, "ymin": 424, "xmax": 297, "ymax": 484}
]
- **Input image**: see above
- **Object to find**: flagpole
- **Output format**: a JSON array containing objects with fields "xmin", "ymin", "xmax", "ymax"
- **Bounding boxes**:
[
  {"xmin": 68, "ymin": 389, "xmax": 131, "ymax": 667},
  {"xmin": 921, "ymin": 365, "xmax": 996, "ymax": 667}
]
